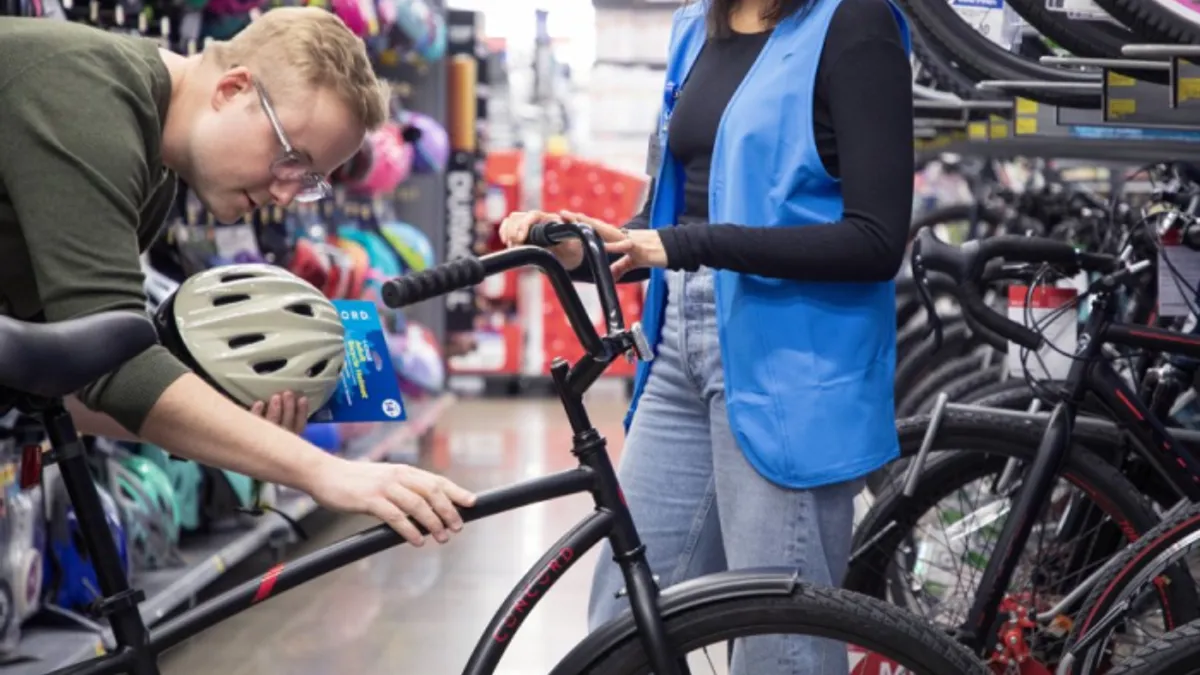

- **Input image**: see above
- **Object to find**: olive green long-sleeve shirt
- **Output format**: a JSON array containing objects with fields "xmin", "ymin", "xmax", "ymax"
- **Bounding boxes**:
[{"xmin": 0, "ymin": 17, "xmax": 191, "ymax": 433}]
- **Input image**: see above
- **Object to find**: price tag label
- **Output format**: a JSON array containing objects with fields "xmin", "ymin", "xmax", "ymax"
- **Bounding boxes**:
[
  {"xmin": 1007, "ymin": 285, "xmax": 1079, "ymax": 380},
  {"xmin": 310, "ymin": 300, "xmax": 407, "ymax": 424},
  {"xmin": 1158, "ymin": 228, "xmax": 1200, "ymax": 317}
]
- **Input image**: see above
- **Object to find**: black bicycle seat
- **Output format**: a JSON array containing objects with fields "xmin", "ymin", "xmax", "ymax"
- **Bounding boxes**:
[{"xmin": 0, "ymin": 312, "xmax": 159, "ymax": 398}]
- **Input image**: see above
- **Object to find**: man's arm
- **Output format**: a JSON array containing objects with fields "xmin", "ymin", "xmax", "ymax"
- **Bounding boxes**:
[
  {"xmin": 138, "ymin": 374, "xmax": 337, "ymax": 495},
  {"xmin": 65, "ymin": 397, "xmax": 139, "ymax": 442}
]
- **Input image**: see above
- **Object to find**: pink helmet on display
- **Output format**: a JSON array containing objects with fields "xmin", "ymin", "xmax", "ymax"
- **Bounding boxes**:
[
  {"xmin": 346, "ymin": 124, "xmax": 414, "ymax": 196},
  {"xmin": 399, "ymin": 110, "xmax": 449, "ymax": 174},
  {"xmin": 330, "ymin": 0, "xmax": 374, "ymax": 36},
  {"xmin": 205, "ymin": 0, "xmax": 264, "ymax": 15}
]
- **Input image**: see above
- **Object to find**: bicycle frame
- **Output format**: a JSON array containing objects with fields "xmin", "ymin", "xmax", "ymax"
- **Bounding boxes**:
[
  {"xmin": 956, "ymin": 290, "xmax": 1200, "ymax": 651},
  {"xmin": 46, "ymin": 355, "xmax": 677, "ymax": 675}
]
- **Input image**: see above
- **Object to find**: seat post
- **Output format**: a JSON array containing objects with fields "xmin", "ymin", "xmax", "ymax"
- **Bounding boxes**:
[{"xmin": 41, "ymin": 403, "xmax": 160, "ymax": 675}]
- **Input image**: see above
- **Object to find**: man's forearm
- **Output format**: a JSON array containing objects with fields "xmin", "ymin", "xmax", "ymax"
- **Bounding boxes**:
[{"xmin": 137, "ymin": 373, "xmax": 339, "ymax": 493}]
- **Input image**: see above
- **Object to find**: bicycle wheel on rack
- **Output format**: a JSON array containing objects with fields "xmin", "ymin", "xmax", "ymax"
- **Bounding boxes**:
[
  {"xmin": 897, "ymin": 0, "xmax": 1100, "ymax": 107},
  {"xmin": 1107, "ymin": 620, "xmax": 1200, "ymax": 675},
  {"xmin": 550, "ymin": 582, "xmax": 991, "ymax": 674},
  {"xmin": 1062, "ymin": 501, "xmax": 1200, "ymax": 674},
  {"xmin": 843, "ymin": 409, "xmax": 1170, "ymax": 670}
]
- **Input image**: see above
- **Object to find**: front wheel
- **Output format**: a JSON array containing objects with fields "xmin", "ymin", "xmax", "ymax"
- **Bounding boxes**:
[{"xmin": 554, "ymin": 583, "xmax": 989, "ymax": 675}]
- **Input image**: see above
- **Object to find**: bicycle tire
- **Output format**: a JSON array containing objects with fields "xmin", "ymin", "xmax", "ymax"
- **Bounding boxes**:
[
  {"xmin": 1000, "ymin": 0, "xmax": 1170, "ymax": 85},
  {"xmin": 1064, "ymin": 501, "xmax": 1200, "ymax": 675},
  {"xmin": 895, "ymin": 320, "xmax": 981, "ymax": 404},
  {"xmin": 893, "ymin": 0, "xmax": 1102, "ymax": 107},
  {"xmin": 552, "ymin": 583, "xmax": 990, "ymax": 675},
  {"xmin": 1090, "ymin": 0, "xmax": 1200, "ymax": 44},
  {"xmin": 897, "ymin": 350, "xmax": 993, "ymax": 418},
  {"xmin": 914, "ymin": 363, "xmax": 1006, "ymax": 415},
  {"xmin": 1107, "ymin": 620, "xmax": 1200, "ymax": 675},
  {"xmin": 845, "ymin": 411, "xmax": 1167, "ymax": 666}
]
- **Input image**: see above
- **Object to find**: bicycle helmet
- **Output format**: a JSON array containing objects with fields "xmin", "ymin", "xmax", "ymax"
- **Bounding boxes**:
[
  {"xmin": 154, "ymin": 264, "xmax": 346, "ymax": 412},
  {"xmin": 107, "ymin": 456, "xmax": 182, "ymax": 572},
  {"xmin": 42, "ymin": 467, "xmax": 129, "ymax": 614},
  {"xmin": 138, "ymin": 444, "xmax": 204, "ymax": 533},
  {"xmin": 381, "ymin": 221, "xmax": 435, "ymax": 272}
]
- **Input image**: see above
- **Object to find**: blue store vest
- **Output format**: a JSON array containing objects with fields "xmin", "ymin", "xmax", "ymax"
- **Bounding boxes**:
[{"xmin": 626, "ymin": 0, "xmax": 912, "ymax": 490}]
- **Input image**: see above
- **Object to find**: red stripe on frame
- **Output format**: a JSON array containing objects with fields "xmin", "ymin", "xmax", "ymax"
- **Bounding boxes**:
[{"xmin": 253, "ymin": 564, "xmax": 285, "ymax": 604}]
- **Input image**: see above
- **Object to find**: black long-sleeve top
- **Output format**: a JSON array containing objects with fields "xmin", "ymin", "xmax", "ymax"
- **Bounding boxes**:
[{"xmin": 601, "ymin": 0, "xmax": 913, "ymax": 284}]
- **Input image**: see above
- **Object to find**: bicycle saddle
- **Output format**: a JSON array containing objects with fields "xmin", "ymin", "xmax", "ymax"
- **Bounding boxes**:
[{"xmin": 0, "ymin": 312, "xmax": 159, "ymax": 398}]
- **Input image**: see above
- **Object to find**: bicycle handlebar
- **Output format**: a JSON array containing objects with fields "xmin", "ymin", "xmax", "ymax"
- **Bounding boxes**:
[
  {"xmin": 381, "ymin": 222, "xmax": 639, "ymax": 364},
  {"xmin": 911, "ymin": 228, "xmax": 1117, "ymax": 350}
]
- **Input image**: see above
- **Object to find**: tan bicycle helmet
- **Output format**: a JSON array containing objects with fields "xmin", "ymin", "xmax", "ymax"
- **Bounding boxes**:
[{"xmin": 154, "ymin": 264, "xmax": 346, "ymax": 413}]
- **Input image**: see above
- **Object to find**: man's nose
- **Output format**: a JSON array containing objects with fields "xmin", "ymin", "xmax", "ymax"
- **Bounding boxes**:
[{"xmin": 269, "ymin": 182, "xmax": 301, "ymax": 208}]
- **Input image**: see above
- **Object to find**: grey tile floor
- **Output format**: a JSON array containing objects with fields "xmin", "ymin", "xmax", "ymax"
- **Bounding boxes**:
[{"xmin": 159, "ymin": 392, "xmax": 632, "ymax": 675}]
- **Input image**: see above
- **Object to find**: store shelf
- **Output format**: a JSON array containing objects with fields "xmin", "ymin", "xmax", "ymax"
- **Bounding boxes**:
[{"xmin": 0, "ymin": 392, "xmax": 456, "ymax": 675}]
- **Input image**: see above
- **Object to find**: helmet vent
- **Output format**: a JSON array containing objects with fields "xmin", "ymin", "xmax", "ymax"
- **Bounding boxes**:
[
  {"xmin": 253, "ymin": 359, "xmax": 288, "ymax": 374},
  {"xmin": 220, "ymin": 272, "xmax": 259, "ymax": 283},
  {"xmin": 285, "ymin": 303, "xmax": 315, "ymax": 317},
  {"xmin": 228, "ymin": 334, "xmax": 265, "ymax": 349},
  {"xmin": 212, "ymin": 293, "xmax": 251, "ymax": 307},
  {"xmin": 306, "ymin": 359, "xmax": 330, "ymax": 377}
]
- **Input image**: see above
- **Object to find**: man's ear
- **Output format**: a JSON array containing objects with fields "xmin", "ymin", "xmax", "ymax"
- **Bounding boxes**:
[{"xmin": 210, "ymin": 66, "xmax": 253, "ymax": 112}]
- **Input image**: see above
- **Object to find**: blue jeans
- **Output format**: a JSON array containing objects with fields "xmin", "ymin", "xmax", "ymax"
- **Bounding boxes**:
[{"xmin": 588, "ymin": 267, "xmax": 862, "ymax": 674}]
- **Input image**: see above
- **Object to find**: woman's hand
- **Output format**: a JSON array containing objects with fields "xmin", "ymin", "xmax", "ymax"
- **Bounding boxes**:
[
  {"xmin": 497, "ymin": 210, "xmax": 585, "ymax": 270},
  {"xmin": 251, "ymin": 392, "xmax": 309, "ymax": 436},
  {"xmin": 558, "ymin": 210, "xmax": 667, "ymax": 280}
]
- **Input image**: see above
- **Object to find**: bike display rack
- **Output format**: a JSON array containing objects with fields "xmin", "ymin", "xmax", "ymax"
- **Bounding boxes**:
[{"xmin": 913, "ymin": 45, "xmax": 1200, "ymax": 165}]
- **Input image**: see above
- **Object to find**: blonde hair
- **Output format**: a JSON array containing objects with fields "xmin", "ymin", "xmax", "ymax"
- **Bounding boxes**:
[{"xmin": 204, "ymin": 7, "xmax": 390, "ymax": 130}]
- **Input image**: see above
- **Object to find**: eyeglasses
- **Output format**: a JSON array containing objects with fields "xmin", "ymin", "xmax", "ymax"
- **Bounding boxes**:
[{"xmin": 251, "ymin": 77, "xmax": 332, "ymax": 204}]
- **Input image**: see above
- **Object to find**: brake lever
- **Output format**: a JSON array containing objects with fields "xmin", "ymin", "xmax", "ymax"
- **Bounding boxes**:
[{"xmin": 910, "ymin": 238, "xmax": 944, "ymax": 351}]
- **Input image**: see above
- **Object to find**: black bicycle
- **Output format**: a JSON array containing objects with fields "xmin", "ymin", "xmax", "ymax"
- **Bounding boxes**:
[
  {"xmin": 3, "ymin": 221, "xmax": 987, "ymax": 675},
  {"xmin": 858, "ymin": 222, "xmax": 1200, "ymax": 670}
]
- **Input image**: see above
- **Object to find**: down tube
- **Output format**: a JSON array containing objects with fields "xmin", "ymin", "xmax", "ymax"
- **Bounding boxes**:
[
  {"xmin": 1090, "ymin": 360, "xmax": 1200, "ymax": 501},
  {"xmin": 462, "ymin": 510, "xmax": 614, "ymax": 675}
]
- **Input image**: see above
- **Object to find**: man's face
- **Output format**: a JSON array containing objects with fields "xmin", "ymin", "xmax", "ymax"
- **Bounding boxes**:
[{"xmin": 186, "ymin": 68, "xmax": 366, "ymax": 224}]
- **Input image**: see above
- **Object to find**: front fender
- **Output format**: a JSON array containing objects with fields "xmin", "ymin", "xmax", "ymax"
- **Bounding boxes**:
[{"xmin": 547, "ymin": 567, "xmax": 800, "ymax": 675}]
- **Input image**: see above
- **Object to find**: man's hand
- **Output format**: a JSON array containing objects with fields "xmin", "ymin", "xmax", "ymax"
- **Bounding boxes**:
[
  {"xmin": 306, "ymin": 459, "xmax": 477, "ymax": 547},
  {"xmin": 250, "ymin": 392, "xmax": 308, "ymax": 436}
]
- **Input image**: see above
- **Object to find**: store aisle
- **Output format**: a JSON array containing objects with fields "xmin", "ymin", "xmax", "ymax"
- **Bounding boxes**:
[{"xmin": 160, "ymin": 391, "xmax": 631, "ymax": 675}]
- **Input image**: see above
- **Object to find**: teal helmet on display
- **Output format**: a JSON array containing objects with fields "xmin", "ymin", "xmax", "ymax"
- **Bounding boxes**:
[
  {"xmin": 107, "ymin": 458, "xmax": 183, "ymax": 572},
  {"xmin": 138, "ymin": 444, "xmax": 204, "ymax": 533}
]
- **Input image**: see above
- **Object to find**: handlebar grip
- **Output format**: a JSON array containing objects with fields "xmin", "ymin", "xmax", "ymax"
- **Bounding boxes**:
[
  {"xmin": 381, "ymin": 257, "xmax": 487, "ymax": 309},
  {"xmin": 980, "ymin": 236, "xmax": 1080, "ymax": 268},
  {"xmin": 528, "ymin": 222, "xmax": 574, "ymax": 248},
  {"xmin": 914, "ymin": 228, "xmax": 969, "ymax": 281}
]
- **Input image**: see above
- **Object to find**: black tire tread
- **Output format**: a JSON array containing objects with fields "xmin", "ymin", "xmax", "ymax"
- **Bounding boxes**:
[
  {"xmin": 577, "ymin": 585, "xmax": 990, "ymax": 674},
  {"xmin": 1066, "ymin": 501, "xmax": 1200, "ymax": 674},
  {"xmin": 1107, "ymin": 619, "xmax": 1200, "ymax": 674}
]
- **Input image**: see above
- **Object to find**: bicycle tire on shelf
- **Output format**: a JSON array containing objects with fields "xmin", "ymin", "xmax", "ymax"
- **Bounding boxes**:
[
  {"xmin": 1106, "ymin": 619, "xmax": 1200, "ymax": 675},
  {"xmin": 554, "ymin": 585, "xmax": 990, "ymax": 675},
  {"xmin": 915, "ymin": 363, "xmax": 1007, "ymax": 416},
  {"xmin": 1064, "ymin": 501, "xmax": 1200, "ymax": 675},
  {"xmin": 894, "ymin": 0, "xmax": 1101, "ymax": 107},
  {"xmin": 999, "ymin": 0, "xmax": 1170, "ymax": 85},
  {"xmin": 897, "ymin": 350, "xmax": 994, "ymax": 418},
  {"xmin": 1090, "ymin": 0, "xmax": 1200, "ymax": 45}
]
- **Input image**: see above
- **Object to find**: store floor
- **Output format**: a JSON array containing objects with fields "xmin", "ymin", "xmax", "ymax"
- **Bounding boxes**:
[{"xmin": 159, "ymin": 390, "xmax": 634, "ymax": 675}]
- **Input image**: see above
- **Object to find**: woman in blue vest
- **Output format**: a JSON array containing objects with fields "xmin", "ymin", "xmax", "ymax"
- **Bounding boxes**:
[{"xmin": 500, "ymin": 0, "xmax": 912, "ymax": 670}]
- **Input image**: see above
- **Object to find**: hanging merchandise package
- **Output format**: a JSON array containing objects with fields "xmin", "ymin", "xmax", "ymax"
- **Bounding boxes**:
[{"xmin": 310, "ymin": 300, "xmax": 408, "ymax": 424}]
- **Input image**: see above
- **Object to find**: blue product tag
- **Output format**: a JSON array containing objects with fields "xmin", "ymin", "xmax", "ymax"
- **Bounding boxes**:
[{"xmin": 310, "ymin": 300, "xmax": 408, "ymax": 424}]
